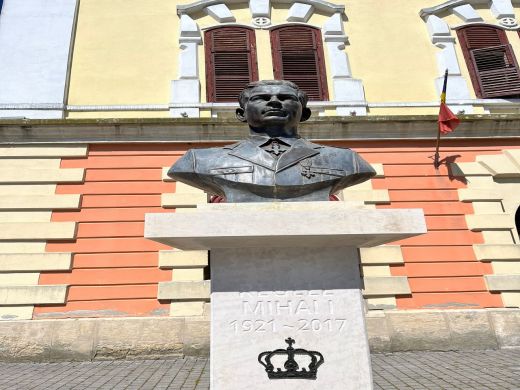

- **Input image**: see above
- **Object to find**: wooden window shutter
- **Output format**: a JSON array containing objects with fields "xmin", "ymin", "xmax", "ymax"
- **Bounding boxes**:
[
  {"xmin": 270, "ymin": 25, "xmax": 329, "ymax": 101},
  {"xmin": 457, "ymin": 25, "xmax": 520, "ymax": 98},
  {"xmin": 205, "ymin": 26, "xmax": 259, "ymax": 103}
]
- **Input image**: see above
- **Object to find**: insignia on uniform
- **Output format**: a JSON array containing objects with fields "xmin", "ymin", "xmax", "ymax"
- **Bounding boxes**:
[{"xmin": 300, "ymin": 160, "xmax": 315, "ymax": 179}]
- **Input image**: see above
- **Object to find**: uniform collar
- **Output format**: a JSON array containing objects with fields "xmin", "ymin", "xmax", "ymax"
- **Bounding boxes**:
[
  {"xmin": 247, "ymin": 134, "xmax": 301, "ymax": 147},
  {"xmin": 226, "ymin": 135, "xmax": 322, "ymax": 172}
]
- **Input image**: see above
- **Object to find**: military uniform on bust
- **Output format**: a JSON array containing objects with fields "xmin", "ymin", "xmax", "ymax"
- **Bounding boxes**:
[
  {"xmin": 168, "ymin": 80, "xmax": 376, "ymax": 202},
  {"xmin": 169, "ymin": 134, "xmax": 374, "ymax": 202}
]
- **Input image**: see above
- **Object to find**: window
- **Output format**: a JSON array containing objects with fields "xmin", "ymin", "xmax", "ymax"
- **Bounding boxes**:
[
  {"xmin": 205, "ymin": 26, "xmax": 259, "ymax": 102},
  {"xmin": 457, "ymin": 25, "xmax": 520, "ymax": 98},
  {"xmin": 203, "ymin": 24, "xmax": 331, "ymax": 103},
  {"xmin": 270, "ymin": 25, "xmax": 328, "ymax": 101}
]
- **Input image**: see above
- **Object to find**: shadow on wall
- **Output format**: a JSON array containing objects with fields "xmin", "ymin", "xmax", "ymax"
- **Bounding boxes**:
[
  {"xmin": 444, "ymin": 155, "xmax": 468, "ymax": 185},
  {"xmin": 515, "ymin": 206, "xmax": 520, "ymax": 237}
]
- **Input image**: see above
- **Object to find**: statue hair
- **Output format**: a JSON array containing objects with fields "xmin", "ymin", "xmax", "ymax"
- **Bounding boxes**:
[{"xmin": 238, "ymin": 80, "xmax": 308, "ymax": 108}]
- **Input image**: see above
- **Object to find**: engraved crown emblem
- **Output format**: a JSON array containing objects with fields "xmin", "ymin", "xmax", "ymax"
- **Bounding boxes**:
[{"xmin": 258, "ymin": 337, "xmax": 324, "ymax": 380}]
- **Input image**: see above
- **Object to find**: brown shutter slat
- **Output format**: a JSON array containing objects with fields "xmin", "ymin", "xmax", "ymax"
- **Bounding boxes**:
[
  {"xmin": 457, "ymin": 25, "xmax": 520, "ymax": 98},
  {"xmin": 470, "ymin": 45, "xmax": 520, "ymax": 98},
  {"xmin": 462, "ymin": 26, "xmax": 507, "ymax": 49},
  {"xmin": 205, "ymin": 27, "xmax": 258, "ymax": 103},
  {"xmin": 270, "ymin": 25, "xmax": 329, "ymax": 101}
]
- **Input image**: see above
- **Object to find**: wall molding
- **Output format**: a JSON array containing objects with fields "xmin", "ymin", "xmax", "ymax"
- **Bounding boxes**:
[
  {"xmin": 159, "ymin": 179, "xmax": 209, "ymax": 317},
  {"xmin": 2, "ymin": 115, "xmax": 520, "ymax": 143},
  {"xmin": 177, "ymin": 0, "xmax": 345, "ymax": 16},
  {"xmin": 3, "ymin": 98, "xmax": 520, "ymax": 116},
  {"xmin": 0, "ymin": 144, "xmax": 86, "ymax": 320},
  {"xmin": 453, "ymin": 148, "xmax": 520, "ymax": 307},
  {"xmin": 420, "ymin": 0, "xmax": 518, "ymax": 20}
]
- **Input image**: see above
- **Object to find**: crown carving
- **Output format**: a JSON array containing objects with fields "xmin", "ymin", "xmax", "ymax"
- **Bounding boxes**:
[{"xmin": 258, "ymin": 337, "xmax": 324, "ymax": 380}]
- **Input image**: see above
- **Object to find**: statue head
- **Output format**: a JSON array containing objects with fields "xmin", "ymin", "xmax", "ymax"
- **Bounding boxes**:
[{"xmin": 236, "ymin": 80, "xmax": 312, "ymax": 138}]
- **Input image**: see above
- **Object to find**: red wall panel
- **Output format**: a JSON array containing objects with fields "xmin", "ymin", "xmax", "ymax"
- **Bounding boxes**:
[
  {"xmin": 35, "ymin": 145, "xmax": 177, "ymax": 319},
  {"xmin": 34, "ymin": 140, "xmax": 520, "ymax": 317}
]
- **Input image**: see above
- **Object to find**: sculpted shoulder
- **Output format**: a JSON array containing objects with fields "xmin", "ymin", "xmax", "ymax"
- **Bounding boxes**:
[
  {"xmin": 305, "ymin": 143, "xmax": 375, "ymax": 174},
  {"xmin": 168, "ymin": 142, "xmax": 245, "ymax": 178}
]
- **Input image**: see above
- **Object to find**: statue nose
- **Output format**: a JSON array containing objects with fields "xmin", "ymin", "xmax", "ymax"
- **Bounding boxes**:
[{"xmin": 267, "ymin": 97, "xmax": 282, "ymax": 107}]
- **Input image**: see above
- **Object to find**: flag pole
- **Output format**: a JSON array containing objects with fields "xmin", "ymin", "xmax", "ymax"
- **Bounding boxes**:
[{"xmin": 434, "ymin": 69, "xmax": 449, "ymax": 169}]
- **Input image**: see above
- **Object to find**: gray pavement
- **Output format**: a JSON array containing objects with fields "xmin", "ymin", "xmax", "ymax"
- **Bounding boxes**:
[{"xmin": 0, "ymin": 350, "xmax": 518, "ymax": 390}]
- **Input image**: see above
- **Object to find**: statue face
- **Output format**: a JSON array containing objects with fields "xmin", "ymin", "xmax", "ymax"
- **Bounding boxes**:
[{"xmin": 239, "ymin": 84, "xmax": 304, "ymax": 137}]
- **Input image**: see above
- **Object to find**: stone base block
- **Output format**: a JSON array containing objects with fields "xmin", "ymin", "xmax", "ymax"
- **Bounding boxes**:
[
  {"xmin": 211, "ymin": 246, "xmax": 372, "ymax": 390},
  {"xmin": 0, "ymin": 309, "xmax": 518, "ymax": 362}
]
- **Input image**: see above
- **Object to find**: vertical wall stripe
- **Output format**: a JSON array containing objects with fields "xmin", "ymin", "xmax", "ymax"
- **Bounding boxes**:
[{"xmin": 62, "ymin": 0, "xmax": 80, "ymax": 112}]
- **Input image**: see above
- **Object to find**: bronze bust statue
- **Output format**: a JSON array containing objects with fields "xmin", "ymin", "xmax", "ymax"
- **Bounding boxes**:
[{"xmin": 168, "ymin": 80, "xmax": 375, "ymax": 202}]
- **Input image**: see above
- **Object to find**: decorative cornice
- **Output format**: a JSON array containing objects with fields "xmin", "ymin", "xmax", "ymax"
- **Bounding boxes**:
[
  {"xmin": 177, "ymin": 0, "xmax": 345, "ymax": 16},
  {"xmin": 1, "ymin": 115, "xmax": 520, "ymax": 143},
  {"xmin": 420, "ymin": 0, "xmax": 468, "ymax": 18},
  {"xmin": 420, "ymin": 0, "xmax": 520, "ymax": 18}
]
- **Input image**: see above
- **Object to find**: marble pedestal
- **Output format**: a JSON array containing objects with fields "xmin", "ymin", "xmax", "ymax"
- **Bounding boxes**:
[{"xmin": 145, "ymin": 202, "xmax": 426, "ymax": 390}]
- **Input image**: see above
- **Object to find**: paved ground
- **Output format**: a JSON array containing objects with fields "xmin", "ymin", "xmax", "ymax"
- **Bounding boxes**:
[{"xmin": 0, "ymin": 350, "xmax": 518, "ymax": 389}]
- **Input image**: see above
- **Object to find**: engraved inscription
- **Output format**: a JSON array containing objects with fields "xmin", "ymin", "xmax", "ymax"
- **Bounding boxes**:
[
  {"xmin": 230, "ymin": 319, "xmax": 275, "ymax": 333},
  {"xmin": 229, "ymin": 290, "xmax": 347, "ymax": 334},
  {"xmin": 241, "ymin": 290, "xmax": 334, "ymax": 316},
  {"xmin": 242, "ymin": 298, "xmax": 320, "ymax": 316},
  {"xmin": 229, "ymin": 318, "xmax": 346, "ymax": 333}
]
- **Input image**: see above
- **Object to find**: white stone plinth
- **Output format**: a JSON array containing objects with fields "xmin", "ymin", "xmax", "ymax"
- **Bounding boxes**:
[
  {"xmin": 211, "ymin": 246, "xmax": 370, "ymax": 390},
  {"xmin": 145, "ymin": 202, "xmax": 426, "ymax": 390},
  {"xmin": 145, "ymin": 202, "xmax": 426, "ymax": 250}
]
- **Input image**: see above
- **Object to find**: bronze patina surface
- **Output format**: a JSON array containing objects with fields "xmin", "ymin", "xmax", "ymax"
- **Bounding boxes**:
[{"xmin": 168, "ymin": 80, "xmax": 375, "ymax": 202}]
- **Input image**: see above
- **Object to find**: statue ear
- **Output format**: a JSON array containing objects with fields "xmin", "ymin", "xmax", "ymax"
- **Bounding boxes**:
[
  {"xmin": 300, "ymin": 107, "xmax": 311, "ymax": 122},
  {"xmin": 236, "ymin": 108, "xmax": 247, "ymax": 122}
]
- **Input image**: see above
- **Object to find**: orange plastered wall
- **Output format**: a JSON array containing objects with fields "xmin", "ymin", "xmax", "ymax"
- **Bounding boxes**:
[
  {"xmin": 34, "ymin": 144, "xmax": 198, "ymax": 318},
  {"xmin": 332, "ymin": 139, "xmax": 520, "ymax": 310},
  {"xmin": 35, "ymin": 140, "xmax": 520, "ymax": 317}
]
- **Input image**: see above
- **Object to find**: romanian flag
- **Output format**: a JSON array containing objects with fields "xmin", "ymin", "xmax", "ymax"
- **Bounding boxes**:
[
  {"xmin": 438, "ymin": 102, "xmax": 460, "ymax": 134},
  {"xmin": 438, "ymin": 70, "xmax": 460, "ymax": 134}
]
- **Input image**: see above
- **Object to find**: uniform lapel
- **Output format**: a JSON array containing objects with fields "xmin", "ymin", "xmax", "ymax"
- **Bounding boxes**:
[
  {"xmin": 276, "ymin": 139, "xmax": 321, "ymax": 172},
  {"xmin": 227, "ymin": 138, "xmax": 277, "ymax": 171}
]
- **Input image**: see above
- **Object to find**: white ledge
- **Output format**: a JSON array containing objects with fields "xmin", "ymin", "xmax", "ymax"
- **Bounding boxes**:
[
  {"xmin": 2, "ymin": 98, "xmax": 520, "ymax": 114},
  {"xmin": 145, "ymin": 203, "xmax": 426, "ymax": 250}
]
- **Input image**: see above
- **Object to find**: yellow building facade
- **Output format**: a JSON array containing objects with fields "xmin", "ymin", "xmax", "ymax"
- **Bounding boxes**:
[
  {"xmin": 65, "ymin": 0, "xmax": 520, "ymax": 118},
  {"xmin": 0, "ymin": 0, "xmax": 519, "ymax": 359}
]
